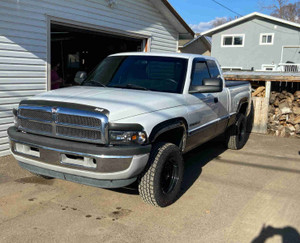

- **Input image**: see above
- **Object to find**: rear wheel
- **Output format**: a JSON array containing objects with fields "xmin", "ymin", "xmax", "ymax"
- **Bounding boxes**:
[
  {"xmin": 225, "ymin": 113, "xmax": 247, "ymax": 150},
  {"xmin": 138, "ymin": 142, "xmax": 184, "ymax": 207}
]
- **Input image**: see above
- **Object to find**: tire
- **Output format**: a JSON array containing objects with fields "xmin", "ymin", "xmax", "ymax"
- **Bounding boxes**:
[
  {"xmin": 138, "ymin": 142, "xmax": 184, "ymax": 207},
  {"xmin": 225, "ymin": 113, "xmax": 247, "ymax": 150}
]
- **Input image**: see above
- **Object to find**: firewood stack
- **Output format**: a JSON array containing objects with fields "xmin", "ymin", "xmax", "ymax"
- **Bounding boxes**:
[
  {"xmin": 252, "ymin": 86, "xmax": 265, "ymax": 97},
  {"xmin": 268, "ymin": 90, "xmax": 300, "ymax": 138}
]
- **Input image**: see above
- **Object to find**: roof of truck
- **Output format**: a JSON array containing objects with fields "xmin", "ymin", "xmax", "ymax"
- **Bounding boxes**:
[{"xmin": 109, "ymin": 52, "xmax": 216, "ymax": 60}]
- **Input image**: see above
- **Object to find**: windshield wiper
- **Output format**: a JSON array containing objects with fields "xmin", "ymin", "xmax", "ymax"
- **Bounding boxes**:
[
  {"xmin": 83, "ymin": 80, "xmax": 106, "ymax": 87},
  {"xmin": 126, "ymin": 84, "xmax": 149, "ymax": 90},
  {"xmin": 109, "ymin": 83, "xmax": 149, "ymax": 91}
]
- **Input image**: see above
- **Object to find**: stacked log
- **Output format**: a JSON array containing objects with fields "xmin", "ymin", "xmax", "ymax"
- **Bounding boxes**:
[
  {"xmin": 268, "ymin": 90, "xmax": 300, "ymax": 138},
  {"xmin": 252, "ymin": 86, "xmax": 265, "ymax": 97}
]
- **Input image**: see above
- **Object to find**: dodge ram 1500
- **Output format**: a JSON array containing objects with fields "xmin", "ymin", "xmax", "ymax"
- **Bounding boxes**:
[{"xmin": 8, "ymin": 52, "xmax": 251, "ymax": 207}]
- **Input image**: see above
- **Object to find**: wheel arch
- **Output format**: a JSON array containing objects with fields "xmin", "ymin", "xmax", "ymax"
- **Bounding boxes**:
[
  {"xmin": 148, "ymin": 117, "xmax": 188, "ymax": 150},
  {"xmin": 237, "ymin": 97, "xmax": 249, "ymax": 115}
]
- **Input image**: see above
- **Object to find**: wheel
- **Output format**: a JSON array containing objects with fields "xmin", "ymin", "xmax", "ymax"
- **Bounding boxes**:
[
  {"xmin": 138, "ymin": 142, "xmax": 184, "ymax": 207},
  {"xmin": 225, "ymin": 113, "xmax": 247, "ymax": 150}
]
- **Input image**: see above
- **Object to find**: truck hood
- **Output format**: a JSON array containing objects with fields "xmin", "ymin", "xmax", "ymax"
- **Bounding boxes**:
[{"xmin": 29, "ymin": 86, "xmax": 186, "ymax": 121}]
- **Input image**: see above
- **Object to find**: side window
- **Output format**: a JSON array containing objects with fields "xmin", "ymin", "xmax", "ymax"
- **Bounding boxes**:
[
  {"xmin": 207, "ymin": 60, "xmax": 220, "ymax": 78},
  {"xmin": 191, "ymin": 62, "xmax": 210, "ymax": 86},
  {"xmin": 260, "ymin": 33, "xmax": 274, "ymax": 45}
]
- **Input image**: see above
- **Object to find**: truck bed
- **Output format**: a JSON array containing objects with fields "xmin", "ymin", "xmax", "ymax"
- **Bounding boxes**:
[{"xmin": 225, "ymin": 80, "xmax": 250, "ymax": 87}]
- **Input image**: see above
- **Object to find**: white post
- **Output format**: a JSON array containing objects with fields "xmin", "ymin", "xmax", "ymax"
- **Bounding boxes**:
[
  {"xmin": 265, "ymin": 81, "xmax": 271, "ymax": 100},
  {"xmin": 280, "ymin": 46, "xmax": 284, "ymax": 63}
]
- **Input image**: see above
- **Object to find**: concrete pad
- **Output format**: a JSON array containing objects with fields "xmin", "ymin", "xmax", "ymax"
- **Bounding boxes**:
[{"xmin": 0, "ymin": 134, "xmax": 299, "ymax": 242}]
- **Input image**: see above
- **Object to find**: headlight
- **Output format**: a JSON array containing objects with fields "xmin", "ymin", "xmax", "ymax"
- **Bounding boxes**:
[
  {"xmin": 109, "ymin": 131, "xmax": 147, "ymax": 145},
  {"xmin": 13, "ymin": 108, "xmax": 18, "ymax": 126}
]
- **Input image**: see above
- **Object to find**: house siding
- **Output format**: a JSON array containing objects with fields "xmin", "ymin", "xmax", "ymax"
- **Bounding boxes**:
[
  {"xmin": 211, "ymin": 17, "xmax": 300, "ymax": 70},
  {"xmin": 0, "ymin": 0, "xmax": 179, "ymax": 157}
]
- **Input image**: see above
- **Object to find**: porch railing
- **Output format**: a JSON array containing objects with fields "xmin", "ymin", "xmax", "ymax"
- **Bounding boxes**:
[{"xmin": 278, "ymin": 63, "xmax": 300, "ymax": 73}]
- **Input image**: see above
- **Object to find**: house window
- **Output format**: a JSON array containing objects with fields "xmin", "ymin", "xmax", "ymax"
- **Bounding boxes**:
[
  {"xmin": 260, "ymin": 33, "xmax": 274, "ymax": 45},
  {"xmin": 221, "ymin": 34, "xmax": 245, "ymax": 47}
]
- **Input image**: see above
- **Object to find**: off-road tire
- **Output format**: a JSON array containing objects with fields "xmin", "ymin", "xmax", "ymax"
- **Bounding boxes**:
[
  {"xmin": 138, "ymin": 142, "xmax": 184, "ymax": 207},
  {"xmin": 225, "ymin": 113, "xmax": 247, "ymax": 150}
]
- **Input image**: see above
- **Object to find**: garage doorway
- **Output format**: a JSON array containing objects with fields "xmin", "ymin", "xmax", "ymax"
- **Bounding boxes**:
[{"xmin": 50, "ymin": 23, "xmax": 146, "ymax": 90}]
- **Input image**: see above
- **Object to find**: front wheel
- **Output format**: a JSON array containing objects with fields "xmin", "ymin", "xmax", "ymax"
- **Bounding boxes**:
[
  {"xmin": 225, "ymin": 113, "xmax": 247, "ymax": 150},
  {"xmin": 138, "ymin": 142, "xmax": 184, "ymax": 207}
]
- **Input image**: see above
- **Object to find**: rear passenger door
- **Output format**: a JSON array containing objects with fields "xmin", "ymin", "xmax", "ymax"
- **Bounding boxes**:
[
  {"xmin": 185, "ymin": 59, "xmax": 219, "ymax": 150},
  {"xmin": 206, "ymin": 60, "xmax": 229, "ymax": 135},
  {"xmin": 206, "ymin": 60, "xmax": 228, "ymax": 117}
]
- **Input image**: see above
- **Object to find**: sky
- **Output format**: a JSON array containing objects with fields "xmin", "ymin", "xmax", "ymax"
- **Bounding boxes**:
[{"xmin": 168, "ymin": 0, "xmax": 299, "ymax": 33}]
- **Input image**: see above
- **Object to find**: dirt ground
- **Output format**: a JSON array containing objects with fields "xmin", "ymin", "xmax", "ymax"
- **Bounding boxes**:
[{"xmin": 0, "ymin": 134, "xmax": 299, "ymax": 243}]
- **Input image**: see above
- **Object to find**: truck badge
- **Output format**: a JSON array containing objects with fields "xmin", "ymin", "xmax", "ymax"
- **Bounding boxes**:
[
  {"xmin": 95, "ymin": 108, "xmax": 104, "ymax": 112},
  {"xmin": 51, "ymin": 107, "xmax": 58, "ymax": 113}
]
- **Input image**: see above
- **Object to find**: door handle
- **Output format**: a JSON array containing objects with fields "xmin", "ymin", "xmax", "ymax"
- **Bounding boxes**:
[{"xmin": 214, "ymin": 97, "xmax": 218, "ymax": 103}]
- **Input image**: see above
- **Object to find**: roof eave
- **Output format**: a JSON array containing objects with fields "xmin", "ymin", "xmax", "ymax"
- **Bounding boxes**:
[
  {"xmin": 181, "ymin": 35, "xmax": 211, "ymax": 50},
  {"xmin": 201, "ymin": 12, "xmax": 300, "ymax": 37},
  {"xmin": 149, "ymin": 0, "xmax": 195, "ymax": 38}
]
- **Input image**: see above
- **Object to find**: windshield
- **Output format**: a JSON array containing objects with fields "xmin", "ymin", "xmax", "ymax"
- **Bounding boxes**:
[{"xmin": 83, "ymin": 55, "xmax": 188, "ymax": 93}]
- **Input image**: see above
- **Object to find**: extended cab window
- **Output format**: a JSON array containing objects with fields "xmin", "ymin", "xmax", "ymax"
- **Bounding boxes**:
[
  {"xmin": 83, "ymin": 56, "xmax": 188, "ymax": 94},
  {"xmin": 207, "ymin": 60, "xmax": 220, "ymax": 78},
  {"xmin": 190, "ymin": 62, "xmax": 210, "ymax": 86}
]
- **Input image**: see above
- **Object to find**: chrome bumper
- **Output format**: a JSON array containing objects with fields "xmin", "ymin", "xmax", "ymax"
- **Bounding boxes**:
[
  {"xmin": 8, "ymin": 127, "xmax": 150, "ymax": 184},
  {"xmin": 11, "ymin": 147, "xmax": 149, "ymax": 180}
]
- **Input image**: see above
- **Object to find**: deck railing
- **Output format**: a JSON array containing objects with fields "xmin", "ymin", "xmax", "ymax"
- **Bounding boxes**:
[{"xmin": 278, "ymin": 63, "xmax": 300, "ymax": 73}]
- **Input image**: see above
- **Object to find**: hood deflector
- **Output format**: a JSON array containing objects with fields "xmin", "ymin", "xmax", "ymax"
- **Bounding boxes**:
[{"xmin": 20, "ymin": 100, "xmax": 110, "ymax": 117}]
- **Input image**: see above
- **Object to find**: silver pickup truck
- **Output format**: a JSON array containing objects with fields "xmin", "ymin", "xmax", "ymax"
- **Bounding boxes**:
[{"xmin": 8, "ymin": 53, "xmax": 251, "ymax": 207}]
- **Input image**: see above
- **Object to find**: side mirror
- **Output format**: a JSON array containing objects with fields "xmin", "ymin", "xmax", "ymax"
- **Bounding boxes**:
[
  {"xmin": 74, "ymin": 71, "xmax": 87, "ymax": 84},
  {"xmin": 189, "ymin": 78, "xmax": 223, "ymax": 93}
]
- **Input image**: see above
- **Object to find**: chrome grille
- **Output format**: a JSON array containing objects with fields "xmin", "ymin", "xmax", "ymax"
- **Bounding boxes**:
[
  {"xmin": 56, "ymin": 126, "xmax": 101, "ymax": 140},
  {"xmin": 57, "ymin": 113, "xmax": 101, "ymax": 127},
  {"xmin": 17, "ymin": 105, "xmax": 107, "ymax": 144},
  {"xmin": 20, "ymin": 119, "xmax": 52, "ymax": 134},
  {"xmin": 19, "ymin": 109, "xmax": 52, "ymax": 121}
]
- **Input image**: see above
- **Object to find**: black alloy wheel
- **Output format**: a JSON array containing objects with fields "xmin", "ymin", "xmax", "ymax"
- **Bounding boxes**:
[{"xmin": 138, "ymin": 142, "xmax": 184, "ymax": 207}]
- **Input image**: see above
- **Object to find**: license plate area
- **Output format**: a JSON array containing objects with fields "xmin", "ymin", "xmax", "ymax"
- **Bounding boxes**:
[
  {"xmin": 60, "ymin": 153, "xmax": 97, "ymax": 169},
  {"xmin": 15, "ymin": 143, "xmax": 40, "ymax": 157}
]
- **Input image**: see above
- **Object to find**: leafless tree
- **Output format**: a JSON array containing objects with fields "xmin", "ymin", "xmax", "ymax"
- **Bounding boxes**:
[
  {"xmin": 212, "ymin": 16, "xmax": 234, "ymax": 27},
  {"xmin": 260, "ymin": 0, "xmax": 300, "ymax": 23}
]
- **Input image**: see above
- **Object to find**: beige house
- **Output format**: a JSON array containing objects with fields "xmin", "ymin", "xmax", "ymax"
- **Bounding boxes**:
[{"xmin": 178, "ymin": 35, "xmax": 211, "ymax": 55}]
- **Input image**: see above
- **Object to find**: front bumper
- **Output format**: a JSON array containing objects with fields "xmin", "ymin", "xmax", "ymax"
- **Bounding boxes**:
[{"xmin": 8, "ymin": 127, "xmax": 151, "ymax": 188}]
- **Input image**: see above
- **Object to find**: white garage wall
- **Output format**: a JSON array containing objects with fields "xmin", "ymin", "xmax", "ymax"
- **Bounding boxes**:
[{"xmin": 0, "ymin": 0, "xmax": 179, "ymax": 156}]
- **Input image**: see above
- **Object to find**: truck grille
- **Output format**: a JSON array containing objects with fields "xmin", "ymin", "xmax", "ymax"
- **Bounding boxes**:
[
  {"xmin": 56, "ymin": 126, "xmax": 101, "ymax": 140},
  {"xmin": 19, "ymin": 109, "xmax": 52, "ymax": 122},
  {"xmin": 56, "ymin": 113, "xmax": 101, "ymax": 127},
  {"xmin": 17, "ymin": 106, "xmax": 107, "ymax": 144},
  {"xmin": 20, "ymin": 119, "xmax": 52, "ymax": 134}
]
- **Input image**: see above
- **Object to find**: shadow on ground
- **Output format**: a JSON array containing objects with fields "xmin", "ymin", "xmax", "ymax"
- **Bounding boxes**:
[
  {"xmin": 179, "ymin": 139, "xmax": 227, "ymax": 197},
  {"xmin": 111, "ymin": 139, "xmax": 228, "ymax": 198},
  {"xmin": 251, "ymin": 224, "xmax": 300, "ymax": 243}
]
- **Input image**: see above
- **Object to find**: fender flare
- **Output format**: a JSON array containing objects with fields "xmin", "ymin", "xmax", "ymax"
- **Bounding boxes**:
[
  {"xmin": 148, "ymin": 118, "xmax": 188, "ymax": 144},
  {"xmin": 236, "ymin": 97, "xmax": 249, "ymax": 114},
  {"xmin": 228, "ymin": 97, "xmax": 249, "ymax": 127}
]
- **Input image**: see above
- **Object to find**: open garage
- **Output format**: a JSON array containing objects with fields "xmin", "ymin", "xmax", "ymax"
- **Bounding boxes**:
[{"xmin": 51, "ymin": 23, "xmax": 145, "ymax": 88}]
